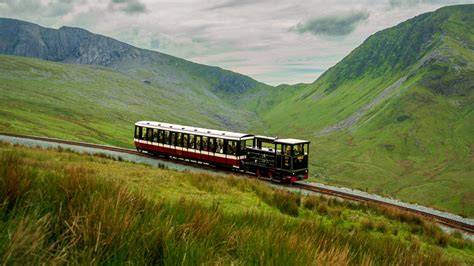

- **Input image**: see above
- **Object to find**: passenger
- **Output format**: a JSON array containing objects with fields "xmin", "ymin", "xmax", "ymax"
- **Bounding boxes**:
[
  {"xmin": 183, "ymin": 136, "xmax": 188, "ymax": 148},
  {"xmin": 294, "ymin": 145, "xmax": 300, "ymax": 156},
  {"xmin": 217, "ymin": 140, "xmax": 224, "ymax": 153},
  {"xmin": 229, "ymin": 144, "xmax": 235, "ymax": 155}
]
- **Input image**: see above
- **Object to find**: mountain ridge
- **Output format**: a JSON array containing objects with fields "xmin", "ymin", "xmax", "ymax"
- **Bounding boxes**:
[{"xmin": 0, "ymin": 17, "xmax": 272, "ymax": 99}]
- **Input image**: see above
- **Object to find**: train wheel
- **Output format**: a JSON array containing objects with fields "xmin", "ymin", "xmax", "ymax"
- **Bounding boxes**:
[{"xmin": 255, "ymin": 169, "xmax": 261, "ymax": 178}]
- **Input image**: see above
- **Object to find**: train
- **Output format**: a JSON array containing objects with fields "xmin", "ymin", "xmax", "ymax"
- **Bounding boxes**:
[{"xmin": 134, "ymin": 121, "xmax": 310, "ymax": 182}]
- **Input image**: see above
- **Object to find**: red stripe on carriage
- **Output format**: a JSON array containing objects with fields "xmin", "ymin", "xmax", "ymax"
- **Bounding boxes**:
[{"xmin": 135, "ymin": 141, "xmax": 239, "ymax": 167}]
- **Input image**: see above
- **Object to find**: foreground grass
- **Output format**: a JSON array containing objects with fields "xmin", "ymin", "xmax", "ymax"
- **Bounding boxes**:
[{"xmin": 0, "ymin": 142, "xmax": 472, "ymax": 264}]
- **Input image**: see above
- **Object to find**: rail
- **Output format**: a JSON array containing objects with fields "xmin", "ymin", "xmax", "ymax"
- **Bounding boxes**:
[{"xmin": 1, "ymin": 132, "xmax": 473, "ymax": 234}]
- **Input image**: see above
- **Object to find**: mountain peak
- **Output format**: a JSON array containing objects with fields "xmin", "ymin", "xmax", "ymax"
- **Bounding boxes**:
[{"xmin": 316, "ymin": 4, "xmax": 473, "ymax": 93}]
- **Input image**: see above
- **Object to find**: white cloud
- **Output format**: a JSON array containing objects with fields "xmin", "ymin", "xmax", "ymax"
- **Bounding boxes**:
[{"xmin": 0, "ymin": 0, "xmax": 473, "ymax": 85}]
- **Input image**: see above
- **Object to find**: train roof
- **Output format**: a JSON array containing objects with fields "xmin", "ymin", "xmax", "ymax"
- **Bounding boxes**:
[
  {"xmin": 135, "ymin": 121, "xmax": 254, "ymax": 140},
  {"xmin": 274, "ymin": 138, "xmax": 310, "ymax": 145}
]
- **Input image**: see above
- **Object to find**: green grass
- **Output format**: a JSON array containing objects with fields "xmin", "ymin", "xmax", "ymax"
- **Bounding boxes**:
[{"xmin": 0, "ymin": 142, "xmax": 472, "ymax": 264}]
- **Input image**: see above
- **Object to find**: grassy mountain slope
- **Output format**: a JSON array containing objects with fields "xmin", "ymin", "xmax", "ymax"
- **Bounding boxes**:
[
  {"xmin": 1, "ymin": 143, "xmax": 472, "ymax": 264},
  {"xmin": 262, "ymin": 5, "xmax": 474, "ymax": 216},
  {"xmin": 0, "ymin": 55, "xmax": 262, "ymax": 147},
  {"xmin": 0, "ymin": 18, "xmax": 278, "ymax": 128}
]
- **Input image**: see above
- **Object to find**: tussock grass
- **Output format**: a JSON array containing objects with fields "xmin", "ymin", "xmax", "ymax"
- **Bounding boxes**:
[
  {"xmin": 0, "ymin": 145, "xmax": 472, "ymax": 264},
  {"xmin": 0, "ymin": 151, "xmax": 33, "ymax": 213}
]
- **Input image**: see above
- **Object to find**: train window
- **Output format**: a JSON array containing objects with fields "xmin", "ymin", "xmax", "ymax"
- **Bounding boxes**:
[
  {"xmin": 189, "ymin": 135, "xmax": 195, "ymax": 149},
  {"xmin": 245, "ymin": 139, "xmax": 252, "ymax": 148},
  {"xmin": 163, "ymin": 131, "xmax": 169, "ymax": 144},
  {"xmin": 141, "ymin": 128, "xmax": 147, "ymax": 141},
  {"xmin": 236, "ymin": 140, "xmax": 246, "ymax": 156},
  {"xmin": 153, "ymin": 129, "xmax": 158, "ymax": 142},
  {"xmin": 158, "ymin": 130, "xmax": 163, "ymax": 143},
  {"xmin": 170, "ymin": 132, "xmax": 175, "ymax": 146},
  {"xmin": 148, "ymin": 129, "xmax": 152, "ymax": 142},
  {"xmin": 202, "ymin": 136, "xmax": 208, "ymax": 151},
  {"xmin": 282, "ymin": 145, "xmax": 291, "ymax": 155},
  {"xmin": 196, "ymin": 136, "xmax": 202, "ymax": 150},
  {"xmin": 209, "ymin": 138, "xmax": 215, "ymax": 153},
  {"xmin": 134, "ymin": 126, "xmax": 139, "ymax": 139},
  {"xmin": 227, "ymin": 140, "xmax": 236, "ymax": 155},
  {"xmin": 176, "ymin": 132, "xmax": 182, "ymax": 147},
  {"xmin": 275, "ymin": 144, "xmax": 282, "ymax": 154},
  {"xmin": 304, "ymin": 143, "xmax": 309, "ymax": 155},
  {"xmin": 294, "ymin": 144, "xmax": 302, "ymax": 156},
  {"xmin": 183, "ymin": 134, "xmax": 188, "ymax": 148},
  {"xmin": 216, "ymin": 139, "xmax": 224, "ymax": 153}
]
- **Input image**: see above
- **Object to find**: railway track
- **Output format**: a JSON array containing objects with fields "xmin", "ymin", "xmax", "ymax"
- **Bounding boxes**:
[
  {"xmin": 1, "ymin": 132, "xmax": 473, "ymax": 234},
  {"xmin": 291, "ymin": 182, "xmax": 474, "ymax": 234}
]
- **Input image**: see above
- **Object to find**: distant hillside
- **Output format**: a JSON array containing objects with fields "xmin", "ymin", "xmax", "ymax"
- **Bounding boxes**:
[
  {"xmin": 0, "ymin": 18, "xmax": 283, "ymax": 128},
  {"xmin": 262, "ymin": 5, "xmax": 474, "ymax": 216},
  {"xmin": 0, "ymin": 55, "xmax": 261, "ymax": 147}
]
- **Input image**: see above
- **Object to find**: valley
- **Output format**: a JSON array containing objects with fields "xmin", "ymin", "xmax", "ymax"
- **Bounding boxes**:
[{"xmin": 0, "ymin": 5, "xmax": 473, "ymax": 216}]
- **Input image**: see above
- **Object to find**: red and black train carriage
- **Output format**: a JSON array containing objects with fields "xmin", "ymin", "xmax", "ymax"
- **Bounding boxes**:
[{"xmin": 134, "ymin": 121, "xmax": 310, "ymax": 182}]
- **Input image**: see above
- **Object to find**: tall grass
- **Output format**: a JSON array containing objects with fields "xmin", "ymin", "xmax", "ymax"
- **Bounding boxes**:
[
  {"xmin": 0, "ymin": 148, "xmax": 471, "ymax": 264},
  {"xmin": 0, "ymin": 151, "xmax": 32, "ymax": 213}
]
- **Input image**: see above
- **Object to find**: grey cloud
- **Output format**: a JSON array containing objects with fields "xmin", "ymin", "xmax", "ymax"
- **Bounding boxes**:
[
  {"xmin": 291, "ymin": 11, "xmax": 370, "ymax": 37},
  {"xmin": 389, "ymin": 0, "xmax": 442, "ymax": 7},
  {"xmin": 1, "ymin": 0, "xmax": 49, "ymax": 15},
  {"xmin": 110, "ymin": 0, "xmax": 147, "ymax": 14},
  {"xmin": 47, "ymin": 0, "xmax": 75, "ymax": 17},
  {"xmin": 205, "ymin": 0, "xmax": 259, "ymax": 10},
  {"xmin": 0, "ymin": 0, "xmax": 76, "ymax": 18}
]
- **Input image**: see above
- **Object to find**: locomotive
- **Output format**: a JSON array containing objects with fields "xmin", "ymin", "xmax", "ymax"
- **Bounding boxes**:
[{"xmin": 134, "ymin": 121, "xmax": 310, "ymax": 182}]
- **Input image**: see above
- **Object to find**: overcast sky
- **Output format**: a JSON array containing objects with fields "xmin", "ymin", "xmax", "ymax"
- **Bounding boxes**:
[{"xmin": 1, "ymin": 0, "xmax": 473, "ymax": 85}]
